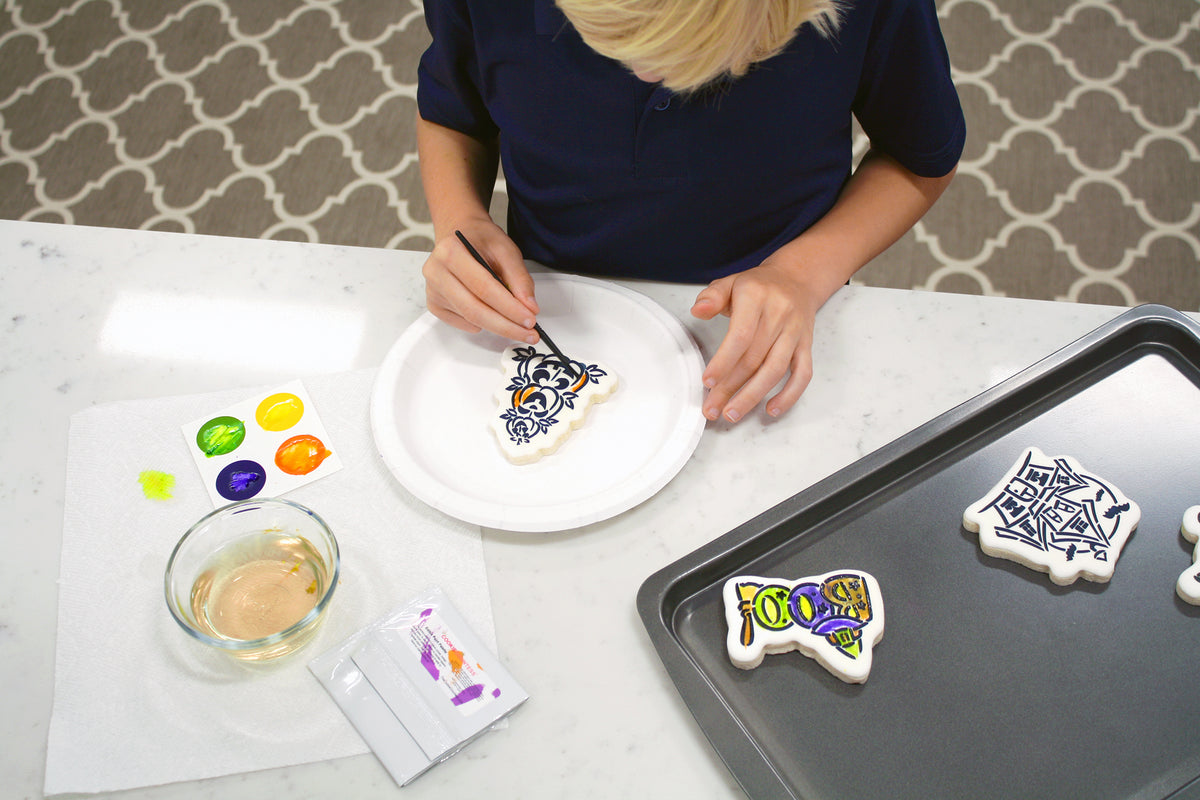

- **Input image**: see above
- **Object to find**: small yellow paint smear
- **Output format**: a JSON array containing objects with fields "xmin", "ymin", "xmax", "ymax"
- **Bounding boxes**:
[{"xmin": 137, "ymin": 470, "xmax": 175, "ymax": 500}]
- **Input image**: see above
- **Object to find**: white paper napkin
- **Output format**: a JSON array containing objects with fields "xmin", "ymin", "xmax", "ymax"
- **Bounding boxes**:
[{"xmin": 45, "ymin": 369, "xmax": 494, "ymax": 795}]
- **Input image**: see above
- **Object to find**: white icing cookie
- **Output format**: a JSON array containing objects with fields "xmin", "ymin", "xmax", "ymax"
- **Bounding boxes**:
[
  {"xmin": 963, "ymin": 447, "xmax": 1140, "ymax": 585},
  {"xmin": 1177, "ymin": 505, "xmax": 1200, "ymax": 605},
  {"xmin": 490, "ymin": 344, "xmax": 618, "ymax": 465},
  {"xmin": 723, "ymin": 570, "xmax": 884, "ymax": 684}
]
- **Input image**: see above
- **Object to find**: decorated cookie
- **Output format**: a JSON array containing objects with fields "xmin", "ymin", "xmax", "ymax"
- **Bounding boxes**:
[
  {"xmin": 1177, "ymin": 505, "xmax": 1200, "ymax": 605},
  {"xmin": 723, "ymin": 570, "xmax": 884, "ymax": 684},
  {"xmin": 491, "ymin": 344, "xmax": 618, "ymax": 465},
  {"xmin": 963, "ymin": 447, "xmax": 1140, "ymax": 585}
]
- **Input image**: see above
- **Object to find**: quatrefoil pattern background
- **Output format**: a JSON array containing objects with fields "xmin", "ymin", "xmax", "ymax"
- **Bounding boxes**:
[{"xmin": 1, "ymin": 0, "xmax": 1198, "ymax": 309}]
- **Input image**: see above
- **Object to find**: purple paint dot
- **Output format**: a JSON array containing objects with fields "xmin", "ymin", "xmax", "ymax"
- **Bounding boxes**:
[
  {"xmin": 420, "ymin": 641, "xmax": 440, "ymax": 679},
  {"xmin": 215, "ymin": 459, "xmax": 266, "ymax": 501},
  {"xmin": 450, "ymin": 684, "xmax": 484, "ymax": 706}
]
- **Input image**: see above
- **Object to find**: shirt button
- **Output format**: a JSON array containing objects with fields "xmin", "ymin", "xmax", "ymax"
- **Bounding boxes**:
[{"xmin": 654, "ymin": 96, "xmax": 671, "ymax": 111}]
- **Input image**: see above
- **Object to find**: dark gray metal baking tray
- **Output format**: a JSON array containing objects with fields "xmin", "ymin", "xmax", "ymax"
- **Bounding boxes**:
[{"xmin": 638, "ymin": 304, "xmax": 1200, "ymax": 800}]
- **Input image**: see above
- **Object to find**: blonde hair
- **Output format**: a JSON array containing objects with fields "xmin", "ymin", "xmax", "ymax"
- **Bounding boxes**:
[{"xmin": 555, "ymin": 0, "xmax": 842, "ymax": 94}]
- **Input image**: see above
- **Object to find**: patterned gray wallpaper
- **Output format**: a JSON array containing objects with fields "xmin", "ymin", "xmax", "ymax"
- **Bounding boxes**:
[{"xmin": 1, "ymin": 0, "xmax": 1197, "ymax": 309}]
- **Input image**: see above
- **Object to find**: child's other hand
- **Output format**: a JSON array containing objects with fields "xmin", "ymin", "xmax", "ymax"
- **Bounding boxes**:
[
  {"xmin": 690, "ymin": 260, "xmax": 819, "ymax": 423},
  {"xmin": 422, "ymin": 219, "xmax": 541, "ymax": 344}
]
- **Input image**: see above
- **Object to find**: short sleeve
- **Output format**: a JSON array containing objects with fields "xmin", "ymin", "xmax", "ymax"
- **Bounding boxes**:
[
  {"xmin": 853, "ymin": 0, "xmax": 966, "ymax": 177},
  {"xmin": 417, "ymin": 0, "xmax": 500, "ymax": 140}
]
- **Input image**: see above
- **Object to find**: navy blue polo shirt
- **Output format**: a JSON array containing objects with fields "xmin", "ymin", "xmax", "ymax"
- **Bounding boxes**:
[{"xmin": 418, "ymin": 0, "xmax": 966, "ymax": 283}]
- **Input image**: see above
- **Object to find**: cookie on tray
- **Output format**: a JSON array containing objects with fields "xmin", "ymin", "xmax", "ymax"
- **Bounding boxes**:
[
  {"xmin": 963, "ymin": 446, "xmax": 1140, "ymax": 586},
  {"xmin": 1177, "ymin": 505, "xmax": 1200, "ymax": 605},
  {"xmin": 723, "ymin": 570, "xmax": 884, "ymax": 684}
]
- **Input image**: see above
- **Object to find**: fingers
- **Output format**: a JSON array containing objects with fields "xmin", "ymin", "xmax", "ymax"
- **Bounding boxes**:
[
  {"xmin": 458, "ymin": 229, "xmax": 540, "ymax": 316},
  {"xmin": 704, "ymin": 339, "xmax": 812, "ymax": 422},
  {"xmin": 702, "ymin": 323, "xmax": 797, "ymax": 422},
  {"xmin": 690, "ymin": 279, "xmax": 732, "ymax": 321},
  {"xmin": 426, "ymin": 271, "xmax": 539, "ymax": 343},
  {"xmin": 696, "ymin": 272, "xmax": 815, "ymax": 423},
  {"xmin": 764, "ymin": 346, "xmax": 813, "ymax": 418},
  {"xmin": 495, "ymin": 252, "xmax": 539, "ymax": 316},
  {"xmin": 423, "ymin": 226, "xmax": 540, "ymax": 343}
]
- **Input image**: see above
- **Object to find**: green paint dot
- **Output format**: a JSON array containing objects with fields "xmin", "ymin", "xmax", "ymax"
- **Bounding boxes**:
[
  {"xmin": 196, "ymin": 415, "xmax": 246, "ymax": 457},
  {"xmin": 138, "ymin": 470, "xmax": 175, "ymax": 500}
]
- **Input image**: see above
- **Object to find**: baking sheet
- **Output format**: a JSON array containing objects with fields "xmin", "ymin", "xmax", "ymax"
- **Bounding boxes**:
[
  {"xmin": 638, "ymin": 304, "xmax": 1200, "ymax": 800},
  {"xmin": 371, "ymin": 273, "xmax": 705, "ymax": 532}
]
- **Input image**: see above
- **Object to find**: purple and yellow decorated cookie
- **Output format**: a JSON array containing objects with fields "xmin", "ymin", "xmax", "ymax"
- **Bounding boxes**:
[
  {"xmin": 1178, "ymin": 505, "xmax": 1200, "ymax": 605},
  {"xmin": 723, "ymin": 570, "xmax": 884, "ymax": 684},
  {"xmin": 491, "ymin": 344, "xmax": 618, "ymax": 465},
  {"xmin": 963, "ymin": 447, "xmax": 1140, "ymax": 585}
]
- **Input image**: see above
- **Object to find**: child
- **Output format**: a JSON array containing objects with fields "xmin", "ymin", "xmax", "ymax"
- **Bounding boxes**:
[{"xmin": 416, "ymin": 0, "xmax": 964, "ymax": 423}]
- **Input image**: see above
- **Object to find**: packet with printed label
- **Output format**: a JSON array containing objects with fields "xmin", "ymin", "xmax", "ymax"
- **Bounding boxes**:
[{"xmin": 309, "ymin": 586, "xmax": 528, "ymax": 785}]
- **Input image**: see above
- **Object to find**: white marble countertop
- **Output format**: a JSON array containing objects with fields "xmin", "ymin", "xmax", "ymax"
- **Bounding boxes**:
[{"xmin": 0, "ymin": 219, "xmax": 1144, "ymax": 799}]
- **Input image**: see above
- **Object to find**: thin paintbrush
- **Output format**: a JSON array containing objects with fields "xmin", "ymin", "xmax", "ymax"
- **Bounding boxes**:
[{"xmin": 454, "ymin": 230, "xmax": 579, "ymax": 379}]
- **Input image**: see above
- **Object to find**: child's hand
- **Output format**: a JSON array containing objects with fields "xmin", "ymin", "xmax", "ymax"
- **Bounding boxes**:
[
  {"xmin": 690, "ymin": 260, "xmax": 819, "ymax": 423},
  {"xmin": 422, "ymin": 219, "xmax": 541, "ymax": 344}
]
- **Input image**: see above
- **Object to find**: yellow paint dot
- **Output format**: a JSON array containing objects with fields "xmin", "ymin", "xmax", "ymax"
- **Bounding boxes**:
[
  {"xmin": 255, "ymin": 392, "xmax": 304, "ymax": 431},
  {"xmin": 137, "ymin": 470, "xmax": 175, "ymax": 500}
]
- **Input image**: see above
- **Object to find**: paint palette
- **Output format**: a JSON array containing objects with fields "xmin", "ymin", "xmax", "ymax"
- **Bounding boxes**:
[{"xmin": 183, "ymin": 380, "xmax": 342, "ymax": 506}]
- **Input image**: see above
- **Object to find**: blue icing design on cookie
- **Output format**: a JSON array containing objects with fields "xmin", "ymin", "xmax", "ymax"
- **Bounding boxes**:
[
  {"xmin": 963, "ymin": 447, "xmax": 1140, "ymax": 585},
  {"xmin": 491, "ymin": 345, "xmax": 618, "ymax": 464}
]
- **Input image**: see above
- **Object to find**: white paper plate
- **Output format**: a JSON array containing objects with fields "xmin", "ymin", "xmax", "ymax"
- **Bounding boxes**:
[{"xmin": 370, "ymin": 273, "xmax": 706, "ymax": 532}]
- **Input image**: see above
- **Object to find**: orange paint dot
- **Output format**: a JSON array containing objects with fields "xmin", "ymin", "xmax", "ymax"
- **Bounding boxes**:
[
  {"xmin": 448, "ymin": 649, "xmax": 465, "ymax": 674},
  {"xmin": 275, "ymin": 434, "xmax": 332, "ymax": 475}
]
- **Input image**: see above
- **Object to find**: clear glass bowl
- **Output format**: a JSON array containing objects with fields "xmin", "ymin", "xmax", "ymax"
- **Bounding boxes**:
[{"xmin": 164, "ymin": 498, "xmax": 340, "ymax": 661}]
